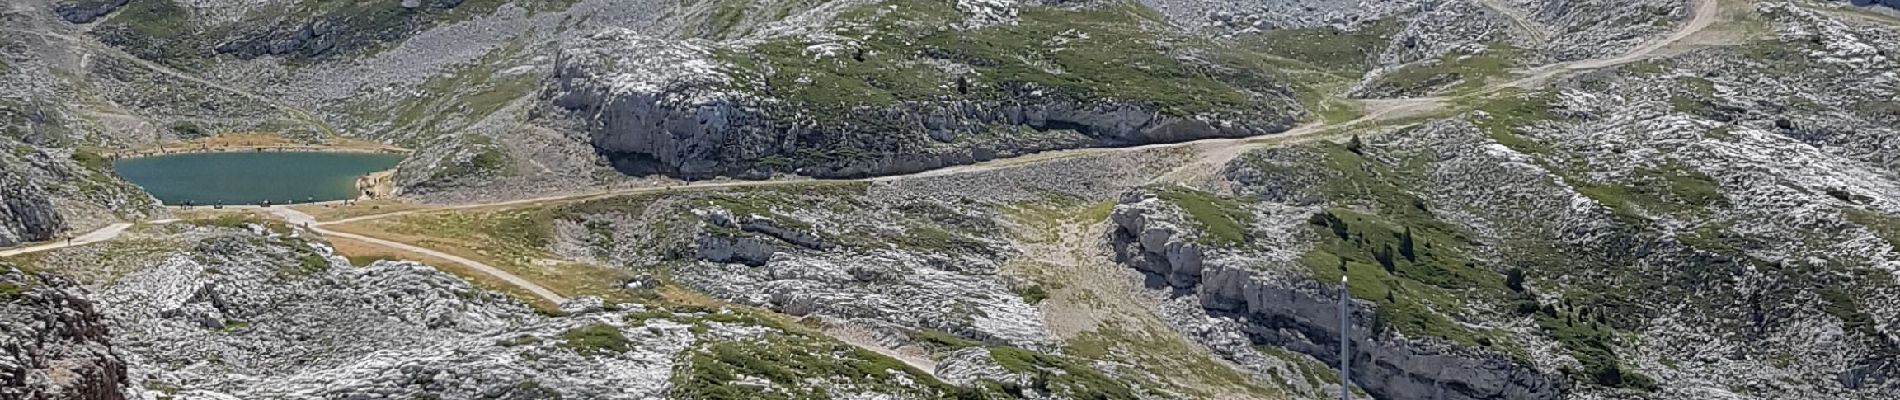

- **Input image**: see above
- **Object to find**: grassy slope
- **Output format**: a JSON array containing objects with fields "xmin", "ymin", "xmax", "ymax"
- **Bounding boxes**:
[{"xmin": 717, "ymin": 0, "xmax": 1324, "ymax": 122}]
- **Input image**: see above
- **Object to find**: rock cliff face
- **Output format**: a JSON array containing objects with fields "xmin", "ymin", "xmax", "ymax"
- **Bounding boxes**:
[
  {"xmin": 0, "ymin": 139, "xmax": 159, "ymax": 248},
  {"xmin": 0, "ymin": 176, "xmax": 66, "ymax": 247},
  {"xmin": 1843, "ymin": 0, "xmax": 1900, "ymax": 10},
  {"xmin": 0, "ymin": 267, "xmax": 129, "ymax": 400},
  {"xmin": 549, "ymin": 27, "xmax": 1297, "ymax": 180},
  {"xmin": 50, "ymin": 0, "xmax": 125, "ymax": 23},
  {"xmin": 1108, "ymin": 193, "xmax": 1564, "ymax": 400}
]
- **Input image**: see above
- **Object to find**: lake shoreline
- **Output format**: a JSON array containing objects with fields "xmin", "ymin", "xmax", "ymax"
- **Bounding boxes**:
[
  {"xmin": 114, "ymin": 152, "xmax": 406, "ymax": 206},
  {"xmin": 104, "ymin": 145, "xmax": 410, "ymax": 160}
]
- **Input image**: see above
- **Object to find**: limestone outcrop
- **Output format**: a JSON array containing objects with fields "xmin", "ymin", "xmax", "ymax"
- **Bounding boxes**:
[
  {"xmin": 547, "ymin": 28, "xmax": 1298, "ymax": 180},
  {"xmin": 0, "ymin": 267, "xmax": 129, "ymax": 400},
  {"xmin": 1108, "ymin": 193, "xmax": 1564, "ymax": 400}
]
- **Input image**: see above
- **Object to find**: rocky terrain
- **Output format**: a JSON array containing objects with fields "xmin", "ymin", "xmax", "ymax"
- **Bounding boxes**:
[
  {"xmin": 5, "ymin": 0, "xmax": 1900, "ymax": 399},
  {"xmin": 14, "ymin": 0, "xmax": 1708, "ymax": 199},
  {"xmin": 1087, "ymin": 2, "xmax": 1900, "ymax": 400},
  {"xmin": 0, "ymin": 267, "xmax": 128, "ymax": 400}
]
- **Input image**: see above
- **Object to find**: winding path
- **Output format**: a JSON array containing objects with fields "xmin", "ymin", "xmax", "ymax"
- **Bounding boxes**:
[
  {"xmin": 0, "ymin": 223, "xmax": 133, "ymax": 258},
  {"xmin": 5, "ymin": 0, "xmax": 1725, "ymax": 313}
]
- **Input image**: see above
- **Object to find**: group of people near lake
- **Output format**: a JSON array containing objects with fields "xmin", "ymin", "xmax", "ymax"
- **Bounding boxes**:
[{"xmin": 174, "ymin": 196, "xmax": 375, "ymax": 210}]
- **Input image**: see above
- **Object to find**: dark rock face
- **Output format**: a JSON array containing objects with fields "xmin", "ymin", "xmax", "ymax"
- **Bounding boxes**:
[
  {"xmin": 1108, "ymin": 200, "xmax": 1564, "ymax": 400},
  {"xmin": 0, "ymin": 174, "xmax": 65, "ymax": 248},
  {"xmin": 0, "ymin": 268, "xmax": 130, "ymax": 400},
  {"xmin": 558, "ymin": 89, "xmax": 1292, "ymax": 180},
  {"xmin": 548, "ymin": 42, "xmax": 1297, "ymax": 181},
  {"xmin": 1846, "ymin": 0, "xmax": 1900, "ymax": 11},
  {"xmin": 52, "ymin": 0, "xmax": 129, "ymax": 24},
  {"xmin": 213, "ymin": 9, "xmax": 431, "ymax": 60},
  {"xmin": 694, "ymin": 234, "xmax": 778, "ymax": 266}
]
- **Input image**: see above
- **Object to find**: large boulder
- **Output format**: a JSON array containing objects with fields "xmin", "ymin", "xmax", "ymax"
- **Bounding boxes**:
[{"xmin": 0, "ymin": 267, "xmax": 130, "ymax": 400}]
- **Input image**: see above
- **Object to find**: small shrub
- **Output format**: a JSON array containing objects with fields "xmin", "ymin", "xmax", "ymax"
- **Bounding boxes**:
[
  {"xmin": 1014, "ymin": 284, "xmax": 1048, "ymax": 304},
  {"xmin": 560, "ymin": 323, "xmax": 632, "ymax": 355}
]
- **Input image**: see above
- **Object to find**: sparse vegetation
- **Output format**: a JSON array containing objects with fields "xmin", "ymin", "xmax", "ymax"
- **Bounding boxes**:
[
  {"xmin": 673, "ymin": 329, "xmax": 954, "ymax": 399},
  {"xmin": 560, "ymin": 323, "xmax": 633, "ymax": 354},
  {"xmin": 907, "ymin": 329, "xmax": 984, "ymax": 353},
  {"xmin": 0, "ymin": 281, "xmax": 25, "ymax": 297},
  {"xmin": 497, "ymin": 334, "xmax": 542, "ymax": 347},
  {"xmin": 1469, "ymin": 91, "xmax": 1563, "ymax": 155},
  {"xmin": 1845, "ymin": 209, "xmax": 1900, "ymax": 251},
  {"xmin": 988, "ymin": 347, "xmax": 1143, "ymax": 399},
  {"xmin": 1292, "ymin": 143, "xmax": 1517, "ymax": 350},
  {"xmin": 720, "ymin": 0, "xmax": 1300, "ymax": 122},
  {"xmin": 1819, "ymin": 287, "xmax": 1880, "ymax": 341},
  {"xmin": 1013, "ymin": 284, "xmax": 1048, "ymax": 304},
  {"xmin": 1244, "ymin": 19, "xmax": 1402, "ymax": 73},
  {"xmin": 1366, "ymin": 45, "xmax": 1521, "ymax": 96},
  {"xmin": 1155, "ymin": 188, "xmax": 1254, "ymax": 247},
  {"xmin": 1574, "ymin": 163, "xmax": 1729, "ymax": 220}
]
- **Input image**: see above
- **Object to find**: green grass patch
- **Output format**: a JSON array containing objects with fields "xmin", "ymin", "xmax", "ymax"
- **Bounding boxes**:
[
  {"xmin": 907, "ymin": 329, "xmax": 985, "ymax": 353},
  {"xmin": 1534, "ymin": 304, "xmax": 1655, "ymax": 390},
  {"xmin": 1819, "ymin": 287, "xmax": 1880, "ymax": 341},
  {"xmin": 1154, "ymin": 188, "xmax": 1254, "ymax": 247},
  {"xmin": 0, "ymin": 281, "xmax": 25, "ymax": 297},
  {"xmin": 1574, "ymin": 163, "xmax": 1728, "ymax": 220},
  {"xmin": 95, "ymin": 0, "xmax": 200, "ymax": 64},
  {"xmin": 1013, "ymin": 284, "xmax": 1048, "ymax": 304},
  {"xmin": 1285, "ymin": 144, "xmax": 1517, "ymax": 350},
  {"xmin": 1467, "ymin": 91, "xmax": 1564, "ymax": 155},
  {"xmin": 561, "ymin": 323, "xmax": 633, "ymax": 355},
  {"xmin": 1365, "ymin": 45, "xmax": 1520, "ymax": 96},
  {"xmin": 1844, "ymin": 209, "xmax": 1900, "ymax": 251},
  {"xmin": 1243, "ymin": 19, "xmax": 1401, "ymax": 74},
  {"xmin": 371, "ymin": 41, "xmax": 537, "ymax": 146},
  {"xmin": 1669, "ymin": 76, "xmax": 1721, "ymax": 115},
  {"xmin": 720, "ymin": 0, "xmax": 1296, "ymax": 119},
  {"xmin": 71, "ymin": 150, "xmax": 113, "ymax": 171},
  {"xmin": 674, "ymin": 328, "xmax": 963, "ymax": 399},
  {"xmin": 1065, "ymin": 322, "xmax": 1284, "ymax": 398},
  {"xmin": 988, "ymin": 347, "xmax": 1143, "ymax": 399},
  {"xmin": 292, "ymin": 253, "xmax": 330, "ymax": 275}
]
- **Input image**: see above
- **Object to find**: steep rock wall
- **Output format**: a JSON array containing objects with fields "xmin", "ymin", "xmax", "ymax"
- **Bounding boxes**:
[
  {"xmin": 547, "ymin": 29, "xmax": 1296, "ymax": 180},
  {"xmin": 0, "ymin": 176, "xmax": 65, "ymax": 247},
  {"xmin": 0, "ymin": 267, "xmax": 129, "ymax": 400},
  {"xmin": 1108, "ymin": 196, "xmax": 1563, "ymax": 400}
]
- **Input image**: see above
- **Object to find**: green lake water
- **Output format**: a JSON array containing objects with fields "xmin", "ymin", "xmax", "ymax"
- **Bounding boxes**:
[{"xmin": 113, "ymin": 152, "xmax": 404, "ymax": 205}]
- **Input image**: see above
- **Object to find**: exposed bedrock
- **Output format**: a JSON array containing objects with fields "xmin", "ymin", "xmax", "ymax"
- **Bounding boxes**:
[
  {"xmin": 0, "ymin": 173, "xmax": 67, "ymax": 248},
  {"xmin": 51, "ymin": 0, "xmax": 128, "ymax": 23},
  {"xmin": 1108, "ymin": 197, "xmax": 1563, "ymax": 400},
  {"xmin": 0, "ymin": 268, "xmax": 130, "ymax": 400},
  {"xmin": 1844, "ymin": 0, "xmax": 1900, "ymax": 11},
  {"xmin": 547, "ymin": 30, "xmax": 1296, "ymax": 180}
]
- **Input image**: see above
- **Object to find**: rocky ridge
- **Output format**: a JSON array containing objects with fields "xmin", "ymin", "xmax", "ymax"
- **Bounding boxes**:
[{"xmin": 0, "ymin": 266, "xmax": 130, "ymax": 400}]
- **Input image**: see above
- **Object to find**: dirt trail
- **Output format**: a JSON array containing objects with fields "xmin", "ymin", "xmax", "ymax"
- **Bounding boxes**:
[
  {"xmin": 823, "ymin": 324, "xmax": 940, "ymax": 378},
  {"xmin": 1006, "ymin": 210, "xmax": 1276, "ymax": 397},
  {"xmin": 1500, "ymin": 0, "xmax": 1720, "ymax": 89},
  {"xmin": 1477, "ymin": 0, "xmax": 1552, "ymax": 44},
  {"xmin": 1152, "ymin": 0, "xmax": 1722, "ymax": 187},
  {"xmin": 0, "ymin": 223, "xmax": 133, "ymax": 258},
  {"xmin": 1, "ymin": 0, "xmax": 1738, "ymax": 381},
  {"xmin": 264, "ymin": 206, "xmax": 571, "ymax": 304}
]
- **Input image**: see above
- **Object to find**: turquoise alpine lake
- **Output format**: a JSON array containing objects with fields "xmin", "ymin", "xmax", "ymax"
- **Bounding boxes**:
[{"xmin": 113, "ymin": 151, "xmax": 404, "ymax": 206}]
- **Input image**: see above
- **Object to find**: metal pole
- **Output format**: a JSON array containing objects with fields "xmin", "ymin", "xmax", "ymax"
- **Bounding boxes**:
[{"xmin": 1341, "ymin": 275, "xmax": 1351, "ymax": 400}]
